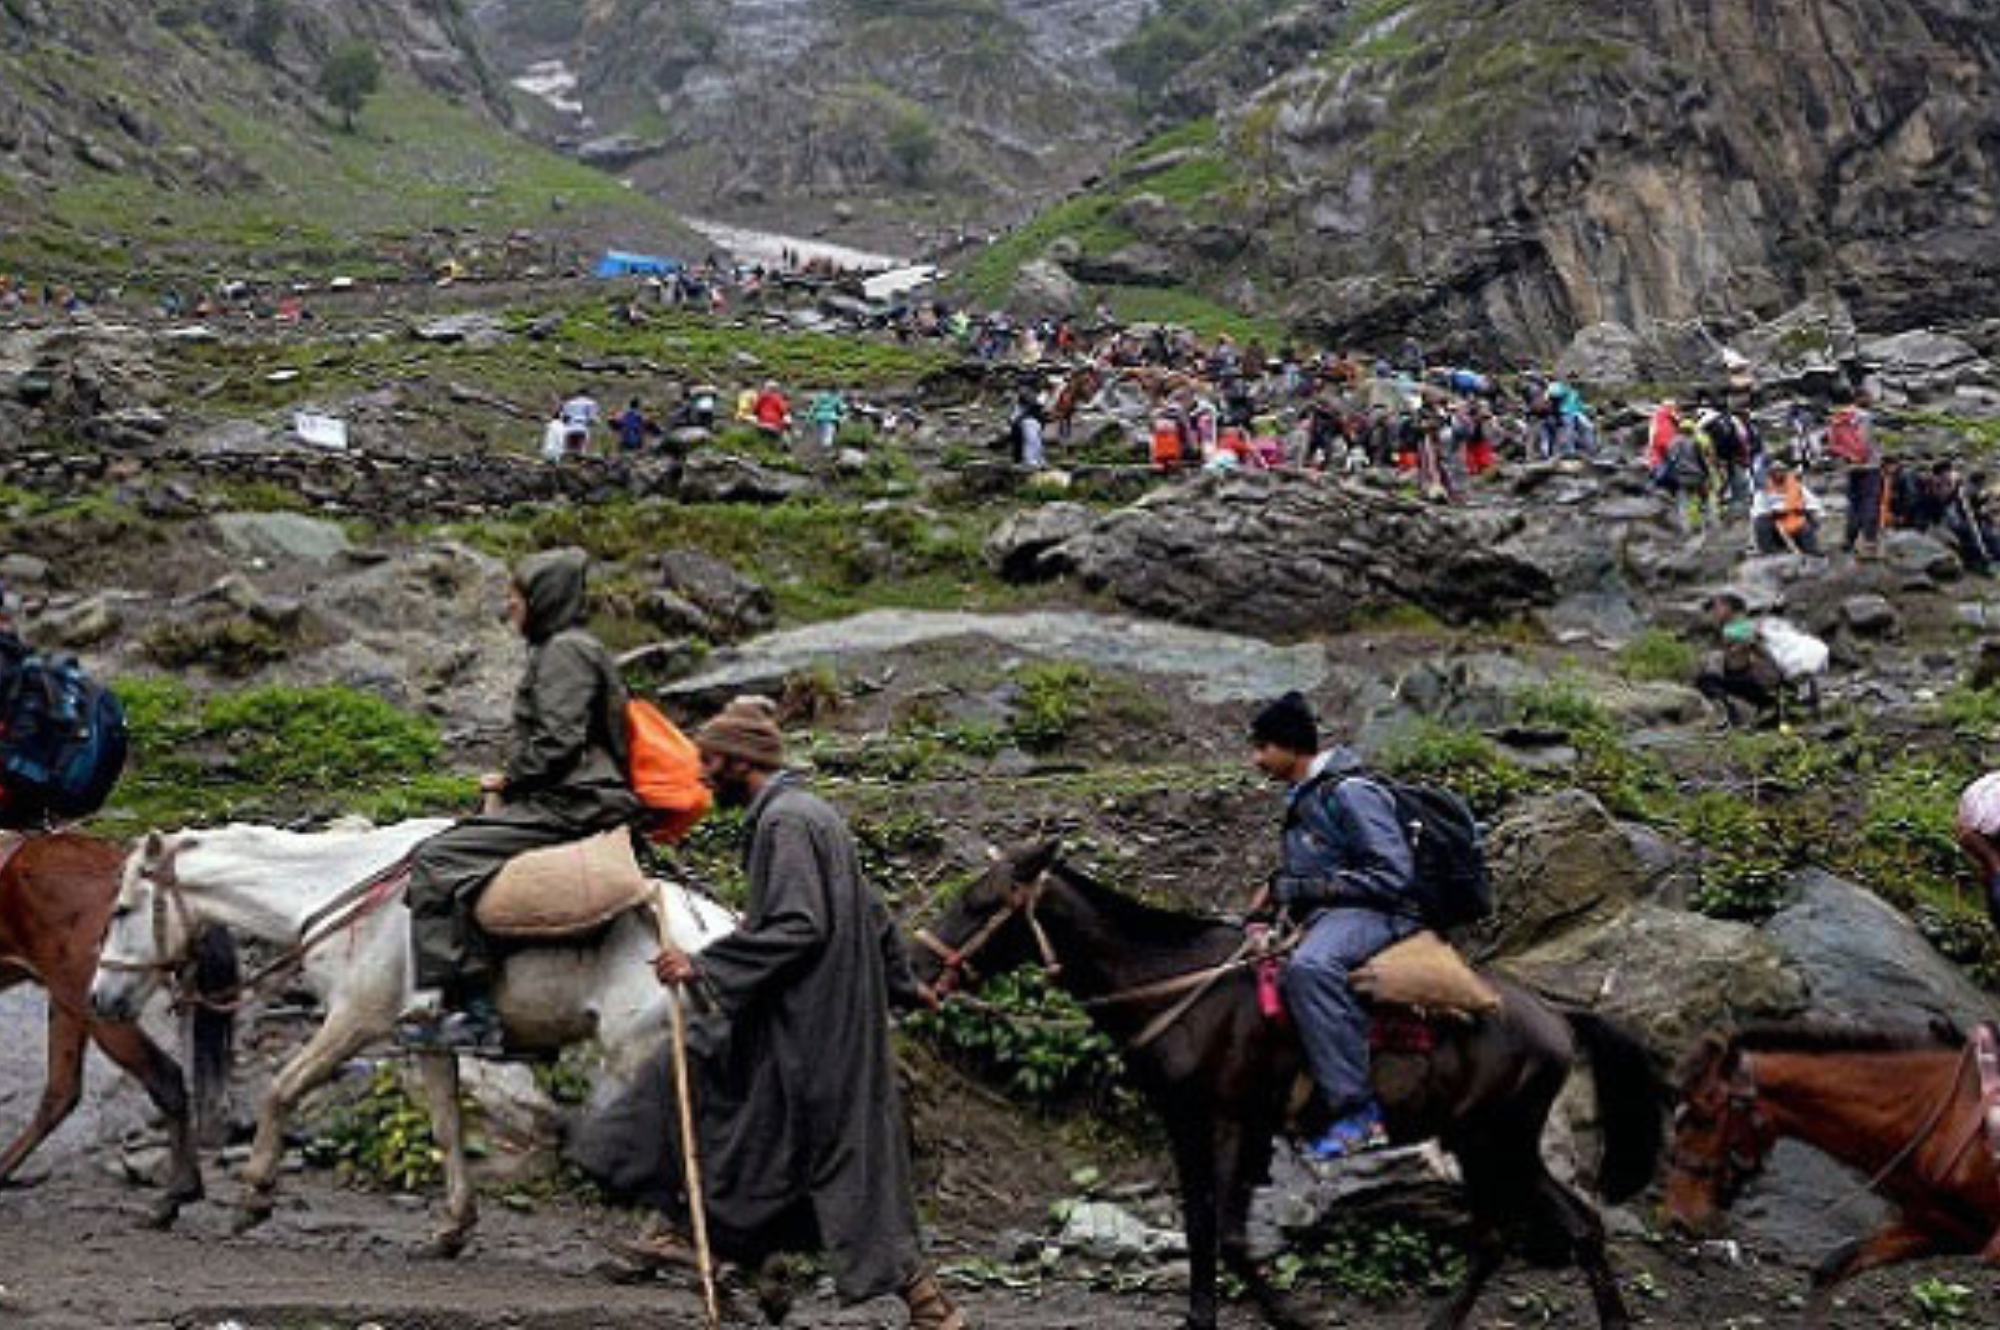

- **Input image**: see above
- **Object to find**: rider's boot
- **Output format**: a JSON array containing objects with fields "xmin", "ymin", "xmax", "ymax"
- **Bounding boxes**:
[
  {"xmin": 1304, "ymin": 1098, "xmax": 1389, "ymax": 1164},
  {"xmin": 901, "ymin": 1266, "xmax": 967, "ymax": 1330},
  {"xmin": 398, "ymin": 981, "xmax": 505, "ymax": 1054}
]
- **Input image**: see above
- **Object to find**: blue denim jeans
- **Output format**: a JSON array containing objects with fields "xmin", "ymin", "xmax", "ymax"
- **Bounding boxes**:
[{"xmin": 1281, "ymin": 907, "xmax": 1420, "ymax": 1117}]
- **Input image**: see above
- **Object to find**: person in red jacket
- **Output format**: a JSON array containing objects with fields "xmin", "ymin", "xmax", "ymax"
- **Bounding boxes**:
[
  {"xmin": 1646, "ymin": 399, "xmax": 1679, "ymax": 478},
  {"xmin": 752, "ymin": 381, "xmax": 792, "ymax": 437}
]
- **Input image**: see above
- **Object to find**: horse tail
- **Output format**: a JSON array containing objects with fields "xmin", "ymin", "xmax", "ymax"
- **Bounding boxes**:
[
  {"xmin": 186, "ymin": 925, "xmax": 239, "ymax": 1145},
  {"xmin": 1565, "ymin": 1009, "xmax": 1666, "ymax": 1204}
]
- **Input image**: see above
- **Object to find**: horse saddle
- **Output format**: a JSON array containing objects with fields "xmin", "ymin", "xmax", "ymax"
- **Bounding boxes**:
[{"xmin": 475, "ymin": 829, "xmax": 652, "ymax": 940}]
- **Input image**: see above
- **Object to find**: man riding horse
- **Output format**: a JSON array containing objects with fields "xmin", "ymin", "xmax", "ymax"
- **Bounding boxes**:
[
  {"xmin": 399, "ymin": 548, "xmax": 640, "ymax": 1051},
  {"xmin": 1247, "ymin": 691, "xmax": 1419, "ymax": 1161}
]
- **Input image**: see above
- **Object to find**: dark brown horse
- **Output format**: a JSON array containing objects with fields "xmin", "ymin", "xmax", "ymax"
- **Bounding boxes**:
[
  {"xmin": 910, "ymin": 843, "xmax": 1666, "ymax": 1330},
  {"xmin": 0, "ymin": 832, "xmax": 235, "ymax": 1227},
  {"xmin": 1664, "ymin": 1024, "xmax": 2000, "ymax": 1326}
]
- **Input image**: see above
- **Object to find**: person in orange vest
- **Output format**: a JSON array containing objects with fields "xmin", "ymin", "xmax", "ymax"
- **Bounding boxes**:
[{"xmin": 1750, "ymin": 462, "xmax": 1825, "ymax": 555}]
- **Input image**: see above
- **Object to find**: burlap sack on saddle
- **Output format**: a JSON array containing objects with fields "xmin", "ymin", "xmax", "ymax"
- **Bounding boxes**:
[
  {"xmin": 1351, "ymin": 930, "xmax": 1502, "ymax": 1016},
  {"xmin": 476, "ymin": 829, "xmax": 650, "ymax": 939}
]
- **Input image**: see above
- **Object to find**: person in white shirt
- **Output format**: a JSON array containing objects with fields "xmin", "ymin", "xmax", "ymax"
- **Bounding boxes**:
[{"xmin": 560, "ymin": 390, "xmax": 601, "ymax": 455}]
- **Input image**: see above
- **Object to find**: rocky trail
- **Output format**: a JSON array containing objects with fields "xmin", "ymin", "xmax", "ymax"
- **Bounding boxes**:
[{"xmin": 4, "ymin": 267, "xmax": 2000, "ymax": 1328}]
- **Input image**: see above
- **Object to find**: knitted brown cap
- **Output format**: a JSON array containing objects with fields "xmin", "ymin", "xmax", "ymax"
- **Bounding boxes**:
[{"xmin": 696, "ymin": 694, "xmax": 785, "ymax": 768}]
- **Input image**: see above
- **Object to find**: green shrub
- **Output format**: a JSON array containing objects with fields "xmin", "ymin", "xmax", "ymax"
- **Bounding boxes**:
[
  {"xmin": 908, "ymin": 968, "xmax": 1126, "ymax": 1107},
  {"xmin": 1376, "ymin": 720, "xmax": 1533, "ymax": 816},
  {"xmin": 1616, "ymin": 629, "xmax": 1697, "ymax": 684},
  {"xmin": 1267, "ymin": 1219, "xmax": 1466, "ymax": 1302},
  {"xmin": 106, "ymin": 678, "xmax": 461, "ymax": 832},
  {"xmin": 304, "ymin": 1065, "xmax": 448, "ymax": 1191},
  {"xmin": 1674, "ymin": 791, "xmax": 1796, "ymax": 920},
  {"xmin": 1010, "ymin": 662, "xmax": 1099, "ymax": 752}
]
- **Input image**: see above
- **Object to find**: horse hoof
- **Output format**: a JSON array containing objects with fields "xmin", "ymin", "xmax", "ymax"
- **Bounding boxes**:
[
  {"xmin": 421, "ymin": 1229, "xmax": 470, "ymax": 1261},
  {"xmin": 140, "ymin": 1198, "xmax": 182, "ymax": 1231},
  {"xmin": 232, "ymin": 1201, "xmax": 273, "ymax": 1235}
]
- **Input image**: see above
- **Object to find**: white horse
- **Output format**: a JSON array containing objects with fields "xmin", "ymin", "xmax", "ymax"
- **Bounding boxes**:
[{"xmin": 89, "ymin": 820, "xmax": 735, "ymax": 1256}]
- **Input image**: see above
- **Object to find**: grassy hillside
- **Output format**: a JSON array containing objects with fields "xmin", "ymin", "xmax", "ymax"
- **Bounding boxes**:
[{"xmin": 0, "ymin": 16, "xmax": 699, "ymax": 287}]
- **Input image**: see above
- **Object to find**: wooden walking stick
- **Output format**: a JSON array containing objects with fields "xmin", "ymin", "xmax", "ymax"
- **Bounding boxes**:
[{"xmin": 657, "ymin": 888, "xmax": 721, "ymax": 1329}]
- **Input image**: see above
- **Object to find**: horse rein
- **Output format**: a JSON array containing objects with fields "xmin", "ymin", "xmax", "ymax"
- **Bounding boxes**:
[
  {"xmin": 913, "ymin": 865, "xmax": 1295, "ymax": 1052},
  {"xmin": 98, "ymin": 853, "xmax": 412, "ymax": 1015},
  {"xmin": 912, "ymin": 870, "xmax": 1062, "ymax": 996}
]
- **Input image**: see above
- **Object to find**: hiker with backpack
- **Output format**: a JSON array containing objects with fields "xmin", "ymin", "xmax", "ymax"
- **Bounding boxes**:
[
  {"xmin": 1827, "ymin": 390, "xmax": 1885, "ymax": 557},
  {"xmin": 0, "ymin": 580, "xmax": 129, "ymax": 830},
  {"xmin": 1245, "ymin": 693, "xmax": 1423, "ymax": 1162},
  {"xmin": 399, "ymin": 549, "xmax": 642, "ymax": 1052}
]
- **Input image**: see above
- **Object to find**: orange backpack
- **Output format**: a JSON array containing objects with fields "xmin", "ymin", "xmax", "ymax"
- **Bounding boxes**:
[{"xmin": 625, "ymin": 698, "xmax": 712, "ymax": 844}]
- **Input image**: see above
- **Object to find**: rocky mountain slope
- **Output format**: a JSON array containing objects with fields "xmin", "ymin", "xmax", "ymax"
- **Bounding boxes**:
[
  {"xmin": 986, "ymin": 0, "xmax": 2000, "ymax": 360},
  {"xmin": 0, "ymin": 0, "xmax": 696, "ymax": 282},
  {"xmin": 474, "ymin": 0, "xmax": 1153, "ymax": 245}
]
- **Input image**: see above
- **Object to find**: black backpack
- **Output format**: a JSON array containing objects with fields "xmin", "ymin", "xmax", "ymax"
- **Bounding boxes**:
[
  {"xmin": 1369, "ymin": 775, "xmax": 1493, "ymax": 930},
  {"xmin": 0, "ymin": 653, "xmax": 129, "ymax": 825}
]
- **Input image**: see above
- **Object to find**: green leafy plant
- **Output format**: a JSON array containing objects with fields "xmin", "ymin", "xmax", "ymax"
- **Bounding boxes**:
[
  {"xmin": 1266, "ymin": 1219, "xmax": 1466, "ymax": 1302},
  {"xmin": 1910, "ymin": 1276, "xmax": 1974, "ymax": 1324},
  {"xmin": 1009, "ymin": 663, "xmax": 1099, "ymax": 752},
  {"xmin": 1616, "ymin": 629, "xmax": 1698, "ymax": 684},
  {"xmin": 909, "ymin": 968, "xmax": 1126, "ymax": 1107},
  {"xmin": 305, "ymin": 1065, "xmax": 447, "ymax": 1191},
  {"xmin": 1377, "ymin": 720, "xmax": 1534, "ymax": 816}
]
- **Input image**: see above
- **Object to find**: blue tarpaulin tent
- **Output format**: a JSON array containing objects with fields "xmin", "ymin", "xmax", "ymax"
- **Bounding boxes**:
[{"xmin": 594, "ymin": 250, "xmax": 682, "ymax": 278}]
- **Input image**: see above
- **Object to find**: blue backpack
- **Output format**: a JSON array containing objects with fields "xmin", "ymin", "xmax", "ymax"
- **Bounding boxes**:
[{"xmin": 0, "ymin": 654, "xmax": 128, "ymax": 825}]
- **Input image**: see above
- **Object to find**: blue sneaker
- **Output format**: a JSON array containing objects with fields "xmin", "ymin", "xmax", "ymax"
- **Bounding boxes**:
[{"xmin": 1305, "ymin": 1101, "xmax": 1389, "ymax": 1163}]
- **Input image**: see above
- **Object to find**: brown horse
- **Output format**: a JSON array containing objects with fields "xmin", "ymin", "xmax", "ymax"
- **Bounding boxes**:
[
  {"xmin": 911, "ymin": 842, "xmax": 1666, "ymax": 1330},
  {"xmin": 1049, "ymin": 366, "xmax": 1103, "ymax": 441},
  {"xmin": 1664, "ymin": 1024, "xmax": 2000, "ymax": 1327},
  {"xmin": 0, "ymin": 832, "xmax": 235, "ymax": 1227}
]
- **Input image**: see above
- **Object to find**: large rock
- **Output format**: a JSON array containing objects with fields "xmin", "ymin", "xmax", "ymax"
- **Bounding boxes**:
[
  {"xmin": 1070, "ymin": 243, "xmax": 1178, "ymax": 289},
  {"xmin": 1555, "ymin": 321, "xmax": 1644, "ymax": 386},
  {"xmin": 1762, "ymin": 870, "xmax": 1993, "ymax": 1031},
  {"xmin": 1012, "ymin": 473, "xmax": 1558, "ymax": 638},
  {"xmin": 210, "ymin": 512, "xmax": 353, "ymax": 566},
  {"xmin": 677, "ymin": 453, "xmax": 809, "ymax": 505},
  {"xmin": 1508, "ymin": 903, "xmax": 1807, "ymax": 1054},
  {"xmin": 1010, "ymin": 259, "xmax": 1084, "ymax": 318},
  {"xmin": 652, "ymin": 549, "xmax": 774, "ymax": 642},
  {"xmin": 1860, "ymin": 329, "xmax": 1993, "ymax": 396},
  {"xmin": 1481, "ymin": 792, "xmax": 1652, "ymax": 957},
  {"xmin": 984, "ymin": 503, "xmax": 1096, "ymax": 580}
]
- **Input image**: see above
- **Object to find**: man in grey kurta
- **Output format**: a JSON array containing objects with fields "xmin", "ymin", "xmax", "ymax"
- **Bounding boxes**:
[
  {"xmin": 626, "ymin": 695, "xmax": 964, "ymax": 1328},
  {"xmin": 400, "ymin": 548, "xmax": 639, "ymax": 1051}
]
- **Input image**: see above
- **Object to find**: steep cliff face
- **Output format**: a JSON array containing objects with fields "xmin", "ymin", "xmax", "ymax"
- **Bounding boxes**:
[
  {"xmin": 1245, "ymin": 0, "xmax": 2000, "ymax": 355},
  {"xmin": 995, "ymin": 0, "xmax": 2000, "ymax": 357},
  {"xmin": 476, "ymin": 0, "xmax": 1151, "ymax": 236}
]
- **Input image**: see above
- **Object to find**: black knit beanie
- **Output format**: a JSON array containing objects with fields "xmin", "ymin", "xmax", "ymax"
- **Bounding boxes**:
[{"xmin": 1249, "ymin": 691, "xmax": 1319, "ymax": 754}]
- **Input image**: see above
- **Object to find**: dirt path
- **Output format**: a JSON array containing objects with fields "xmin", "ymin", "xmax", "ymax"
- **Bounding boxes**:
[{"xmin": 4, "ymin": 1155, "xmax": 1997, "ymax": 1329}]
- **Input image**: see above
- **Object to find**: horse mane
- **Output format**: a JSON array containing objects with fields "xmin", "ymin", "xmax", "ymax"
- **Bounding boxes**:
[
  {"xmin": 1051, "ymin": 860, "xmax": 1240, "ymax": 946},
  {"xmin": 1728, "ymin": 1021, "xmax": 1961, "ymax": 1057}
]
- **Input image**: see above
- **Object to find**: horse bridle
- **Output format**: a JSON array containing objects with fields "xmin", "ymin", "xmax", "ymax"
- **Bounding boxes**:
[
  {"xmin": 95, "ymin": 853, "xmax": 200, "ymax": 990},
  {"xmin": 912, "ymin": 870, "xmax": 1062, "ymax": 997},
  {"xmin": 1669, "ymin": 1054, "xmax": 1776, "ymax": 1203}
]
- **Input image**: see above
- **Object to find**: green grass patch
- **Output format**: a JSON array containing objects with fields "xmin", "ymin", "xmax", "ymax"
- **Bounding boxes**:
[
  {"xmin": 1616, "ymin": 629, "xmax": 1699, "ymax": 684},
  {"xmin": 1093, "ymin": 285, "xmax": 1285, "ymax": 343},
  {"xmin": 104, "ymin": 677, "xmax": 474, "ymax": 834},
  {"xmin": 434, "ymin": 497, "xmax": 1021, "ymax": 625},
  {"xmin": 22, "ymin": 75, "xmax": 697, "ymax": 285}
]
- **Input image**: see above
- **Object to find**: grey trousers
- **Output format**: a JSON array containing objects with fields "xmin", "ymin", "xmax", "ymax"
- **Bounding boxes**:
[{"xmin": 1280, "ymin": 907, "xmax": 1420, "ymax": 1118}]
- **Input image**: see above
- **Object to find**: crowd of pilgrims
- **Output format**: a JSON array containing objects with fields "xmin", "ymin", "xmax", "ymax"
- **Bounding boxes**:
[{"xmin": 965, "ymin": 312, "xmax": 1998, "ymax": 574}]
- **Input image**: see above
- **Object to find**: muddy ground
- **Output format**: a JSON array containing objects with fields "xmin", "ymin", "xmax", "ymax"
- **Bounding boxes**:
[{"xmin": 4, "ymin": 989, "xmax": 1997, "ymax": 1330}]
